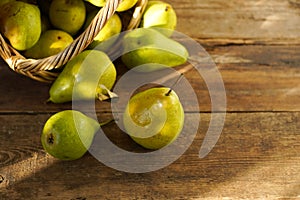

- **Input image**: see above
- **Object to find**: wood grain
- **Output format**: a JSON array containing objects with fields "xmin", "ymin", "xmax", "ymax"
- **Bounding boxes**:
[
  {"xmin": 0, "ymin": 44, "xmax": 299, "ymax": 113},
  {"xmin": 172, "ymin": 0, "xmax": 300, "ymax": 44},
  {"xmin": 0, "ymin": 112, "xmax": 299, "ymax": 199},
  {"xmin": 0, "ymin": 0, "xmax": 299, "ymax": 199}
]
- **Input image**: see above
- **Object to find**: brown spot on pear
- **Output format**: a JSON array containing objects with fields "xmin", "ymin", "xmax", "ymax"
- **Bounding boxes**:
[{"xmin": 24, "ymin": 30, "xmax": 73, "ymax": 59}]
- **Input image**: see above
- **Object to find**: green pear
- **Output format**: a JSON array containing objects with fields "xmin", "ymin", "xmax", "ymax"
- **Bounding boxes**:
[
  {"xmin": 49, "ymin": 50, "xmax": 117, "ymax": 103},
  {"xmin": 140, "ymin": 0, "xmax": 177, "ymax": 37},
  {"xmin": 83, "ymin": 10, "xmax": 122, "ymax": 50},
  {"xmin": 24, "ymin": 30, "xmax": 73, "ymax": 59},
  {"xmin": 49, "ymin": 0, "xmax": 86, "ymax": 36},
  {"xmin": 121, "ymin": 28, "xmax": 189, "ymax": 72},
  {"xmin": 123, "ymin": 87, "xmax": 184, "ymax": 150},
  {"xmin": 84, "ymin": 0, "xmax": 138, "ymax": 12},
  {"xmin": 0, "ymin": 1, "xmax": 41, "ymax": 51},
  {"xmin": 41, "ymin": 110, "xmax": 100, "ymax": 160}
]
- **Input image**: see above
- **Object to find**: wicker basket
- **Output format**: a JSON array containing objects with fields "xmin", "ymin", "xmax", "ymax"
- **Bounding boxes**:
[{"xmin": 0, "ymin": 0, "xmax": 148, "ymax": 83}]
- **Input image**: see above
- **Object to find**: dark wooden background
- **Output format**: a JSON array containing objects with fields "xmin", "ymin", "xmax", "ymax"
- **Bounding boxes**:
[{"xmin": 1, "ymin": 0, "xmax": 300, "ymax": 199}]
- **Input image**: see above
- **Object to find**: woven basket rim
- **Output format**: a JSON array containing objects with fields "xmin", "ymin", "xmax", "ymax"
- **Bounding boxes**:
[{"xmin": 0, "ymin": 0, "xmax": 148, "ymax": 82}]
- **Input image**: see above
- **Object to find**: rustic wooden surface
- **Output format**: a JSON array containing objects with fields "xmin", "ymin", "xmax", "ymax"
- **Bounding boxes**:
[{"xmin": 1, "ymin": 0, "xmax": 300, "ymax": 199}]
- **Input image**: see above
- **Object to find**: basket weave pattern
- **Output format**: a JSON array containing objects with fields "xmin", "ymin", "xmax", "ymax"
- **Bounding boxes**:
[{"xmin": 0, "ymin": 0, "xmax": 147, "ymax": 82}]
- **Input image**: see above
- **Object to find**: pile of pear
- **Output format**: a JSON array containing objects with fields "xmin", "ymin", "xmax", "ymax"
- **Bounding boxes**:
[{"xmin": 0, "ymin": 0, "xmax": 190, "ymax": 160}]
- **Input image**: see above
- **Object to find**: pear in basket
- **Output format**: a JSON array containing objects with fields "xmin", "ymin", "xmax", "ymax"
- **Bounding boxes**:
[
  {"xmin": 24, "ymin": 30, "xmax": 74, "ymax": 59},
  {"xmin": 48, "ymin": 50, "xmax": 117, "ymax": 103},
  {"xmin": 83, "ymin": 10, "xmax": 122, "ymax": 51},
  {"xmin": 0, "ymin": 1, "xmax": 41, "ymax": 51},
  {"xmin": 49, "ymin": 0, "xmax": 86, "ymax": 36}
]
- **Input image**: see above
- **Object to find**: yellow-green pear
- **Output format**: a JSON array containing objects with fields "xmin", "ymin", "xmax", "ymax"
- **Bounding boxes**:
[
  {"xmin": 24, "ymin": 30, "xmax": 73, "ymax": 59},
  {"xmin": 140, "ymin": 0, "xmax": 177, "ymax": 37},
  {"xmin": 121, "ymin": 28, "xmax": 189, "ymax": 72},
  {"xmin": 0, "ymin": 1, "xmax": 41, "ymax": 51},
  {"xmin": 83, "ymin": 9, "xmax": 122, "ymax": 50},
  {"xmin": 41, "ymin": 110, "xmax": 100, "ymax": 160},
  {"xmin": 84, "ymin": 0, "xmax": 138, "ymax": 12},
  {"xmin": 49, "ymin": 50, "xmax": 117, "ymax": 103},
  {"xmin": 123, "ymin": 87, "xmax": 184, "ymax": 150},
  {"xmin": 49, "ymin": 0, "xmax": 86, "ymax": 36}
]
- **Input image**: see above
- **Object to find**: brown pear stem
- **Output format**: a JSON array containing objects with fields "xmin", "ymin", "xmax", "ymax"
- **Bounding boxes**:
[
  {"xmin": 99, "ymin": 118, "xmax": 115, "ymax": 127},
  {"xmin": 165, "ymin": 73, "xmax": 184, "ymax": 96}
]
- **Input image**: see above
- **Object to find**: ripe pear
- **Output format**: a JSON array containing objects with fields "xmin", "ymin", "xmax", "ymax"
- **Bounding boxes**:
[
  {"xmin": 48, "ymin": 50, "xmax": 117, "ymax": 103},
  {"xmin": 49, "ymin": 0, "xmax": 86, "ymax": 36},
  {"xmin": 140, "ymin": 0, "xmax": 177, "ymax": 37},
  {"xmin": 0, "ymin": 1, "xmax": 41, "ymax": 51},
  {"xmin": 121, "ymin": 28, "xmax": 189, "ymax": 72},
  {"xmin": 83, "ymin": 10, "xmax": 122, "ymax": 50},
  {"xmin": 41, "ymin": 110, "xmax": 100, "ymax": 160},
  {"xmin": 123, "ymin": 87, "xmax": 184, "ymax": 150},
  {"xmin": 24, "ymin": 30, "xmax": 73, "ymax": 59},
  {"xmin": 84, "ymin": 0, "xmax": 138, "ymax": 12}
]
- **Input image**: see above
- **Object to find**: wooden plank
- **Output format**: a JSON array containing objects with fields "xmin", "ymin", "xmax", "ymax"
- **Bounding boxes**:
[
  {"xmin": 0, "ymin": 112, "xmax": 299, "ymax": 199},
  {"xmin": 170, "ymin": 0, "xmax": 300, "ymax": 44},
  {"xmin": 0, "ymin": 44, "xmax": 299, "ymax": 113}
]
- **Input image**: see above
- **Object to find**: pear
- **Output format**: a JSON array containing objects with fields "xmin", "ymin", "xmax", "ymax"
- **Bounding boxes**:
[
  {"xmin": 49, "ymin": 0, "xmax": 86, "ymax": 36},
  {"xmin": 140, "ymin": 0, "xmax": 177, "ymax": 37},
  {"xmin": 41, "ymin": 110, "xmax": 100, "ymax": 160},
  {"xmin": 123, "ymin": 87, "xmax": 184, "ymax": 150},
  {"xmin": 84, "ymin": 0, "xmax": 138, "ymax": 12},
  {"xmin": 83, "ymin": 10, "xmax": 122, "ymax": 51},
  {"xmin": 121, "ymin": 28, "xmax": 189, "ymax": 72},
  {"xmin": 24, "ymin": 30, "xmax": 73, "ymax": 59},
  {"xmin": 0, "ymin": 1, "xmax": 41, "ymax": 51},
  {"xmin": 49, "ymin": 50, "xmax": 117, "ymax": 103}
]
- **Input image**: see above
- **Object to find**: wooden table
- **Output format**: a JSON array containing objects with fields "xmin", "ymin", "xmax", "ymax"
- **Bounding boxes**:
[{"xmin": 1, "ymin": 0, "xmax": 300, "ymax": 199}]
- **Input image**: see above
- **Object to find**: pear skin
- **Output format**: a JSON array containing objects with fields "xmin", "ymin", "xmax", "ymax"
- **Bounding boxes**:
[
  {"xmin": 121, "ymin": 28, "xmax": 189, "ymax": 72},
  {"xmin": 49, "ymin": 50, "xmax": 117, "ymax": 103},
  {"xmin": 0, "ymin": 1, "xmax": 41, "ymax": 51},
  {"xmin": 84, "ymin": 10, "xmax": 122, "ymax": 51},
  {"xmin": 123, "ymin": 87, "xmax": 184, "ymax": 150},
  {"xmin": 24, "ymin": 30, "xmax": 73, "ymax": 59},
  {"xmin": 49, "ymin": 0, "xmax": 86, "ymax": 36},
  {"xmin": 141, "ymin": 1, "xmax": 177, "ymax": 37},
  {"xmin": 41, "ymin": 110, "xmax": 100, "ymax": 160}
]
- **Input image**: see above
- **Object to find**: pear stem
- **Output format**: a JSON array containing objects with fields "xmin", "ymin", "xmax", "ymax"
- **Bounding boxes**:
[
  {"xmin": 165, "ymin": 73, "xmax": 184, "ymax": 96},
  {"xmin": 99, "ymin": 118, "xmax": 115, "ymax": 127}
]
